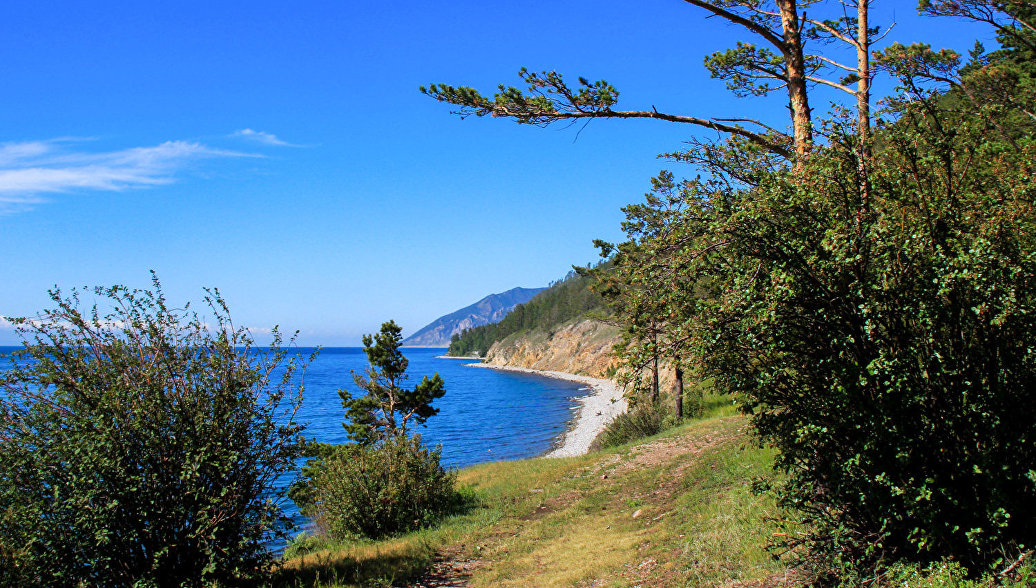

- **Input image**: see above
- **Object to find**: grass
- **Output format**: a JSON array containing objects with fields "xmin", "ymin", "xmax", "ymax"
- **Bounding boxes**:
[
  {"xmin": 271, "ymin": 396, "xmax": 795, "ymax": 587},
  {"xmin": 272, "ymin": 388, "xmax": 1036, "ymax": 587}
]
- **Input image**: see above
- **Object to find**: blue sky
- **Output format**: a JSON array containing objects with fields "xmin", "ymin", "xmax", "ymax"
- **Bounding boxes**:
[{"xmin": 0, "ymin": 1, "xmax": 991, "ymax": 345}]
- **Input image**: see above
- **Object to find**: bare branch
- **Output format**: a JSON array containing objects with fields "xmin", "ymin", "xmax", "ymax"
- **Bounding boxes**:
[
  {"xmin": 509, "ymin": 107, "xmax": 793, "ymax": 157},
  {"xmin": 806, "ymin": 74, "xmax": 857, "ymax": 95},
  {"xmin": 873, "ymin": 20, "xmax": 896, "ymax": 43},
  {"xmin": 803, "ymin": 15, "xmax": 859, "ymax": 47},
  {"xmin": 812, "ymin": 53, "xmax": 859, "ymax": 73},
  {"xmin": 713, "ymin": 117, "xmax": 786, "ymax": 135},
  {"xmin": 680, "ymin": 0, "xmax": 787, "ymax": 51}
]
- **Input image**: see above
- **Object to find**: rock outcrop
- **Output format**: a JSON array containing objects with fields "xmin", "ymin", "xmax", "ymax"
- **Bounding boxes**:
[{"xmin": 482, "ymin": 318, "xmax": 621, "ymax": 378}]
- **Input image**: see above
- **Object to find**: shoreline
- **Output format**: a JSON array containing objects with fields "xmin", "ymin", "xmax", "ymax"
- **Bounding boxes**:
[{"xmin": 464, "ymin": 363, "xmax": 627, "ymax": 458}]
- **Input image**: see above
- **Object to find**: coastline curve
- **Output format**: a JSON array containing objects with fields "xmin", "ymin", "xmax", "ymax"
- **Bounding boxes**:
[{"xmin": 464, "ymin": 363, "xmax": 627, "ymax": 458}]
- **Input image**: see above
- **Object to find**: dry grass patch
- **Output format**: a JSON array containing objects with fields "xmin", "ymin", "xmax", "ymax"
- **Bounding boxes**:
[
  {"xmin": 472, "ymin": 508, "xmax": 641, "ymax": 587},
  {"xmin": 273, "ymin": 535, "xmax": 438, "ymax": 587}
]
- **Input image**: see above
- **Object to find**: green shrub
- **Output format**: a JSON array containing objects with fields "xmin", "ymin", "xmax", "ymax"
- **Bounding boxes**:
[
  {"xmin": 313, "ymin": 434, "xmax": 459, "ymax": 540},
  {"xmin": 591, "ymin": 401, "xmax": 670, "ymax": 451},
  {"xmin": 0, "ymin": 279, "xmax": 307, "ymax": 586},
  {"xmin": 845, "ymin": 553, "xmax": 1036, "ymax": 587},
  {"xmin": 283, "ymin": 532, "xmax": 325, "ymax": 560},
  {"xmin": 670, "ymin": 97, "xmax": 1036, "ymax": 575}
]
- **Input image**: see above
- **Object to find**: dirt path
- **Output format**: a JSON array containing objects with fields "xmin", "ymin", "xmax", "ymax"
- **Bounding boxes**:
[
  {"xmin": 404, "ymin": 550, "xmax": 483, "ymax": 588},
  {"xmin": 403, "ymin": 418, "xmax": 746, "ymax": 587}
]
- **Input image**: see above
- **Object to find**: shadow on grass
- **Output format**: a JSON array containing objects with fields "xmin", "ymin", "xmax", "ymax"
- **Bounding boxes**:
[
  {"xmin": 270, "ymin": 547, "xmax": 432, "ymax": 587},
  {"xmin": 269, "ymin": 487, "xmax": 482, "ymax": 587}
]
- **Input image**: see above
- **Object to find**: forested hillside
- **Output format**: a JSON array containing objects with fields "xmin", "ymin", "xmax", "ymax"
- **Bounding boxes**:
[{"xmin": 446, "ymin": 269, "xmax": 608, "ymax": 357}]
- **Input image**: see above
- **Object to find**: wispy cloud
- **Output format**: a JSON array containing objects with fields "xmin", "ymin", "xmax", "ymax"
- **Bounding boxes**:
[
  {"xmin": 231, "ymin": 128, "xmax": 297, "ymax": 147},
  {"xmin": 0, "ymin": 138, "xmax": 256, "ymax": 216}
]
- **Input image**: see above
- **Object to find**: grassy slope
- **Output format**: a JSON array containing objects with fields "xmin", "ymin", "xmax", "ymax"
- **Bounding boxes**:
[{"xmin": 273, "ymin": 397, "xmax": 798, "ymax": 587}]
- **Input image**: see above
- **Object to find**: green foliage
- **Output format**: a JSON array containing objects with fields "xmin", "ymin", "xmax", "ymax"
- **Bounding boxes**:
[
  {"xmin": 849, "ymin": 554, "xmax": 1036, "ymax": 587},
  {"xmin": 744, "ymin": 133, "xmax": 1034, "ymax": 575},
  {"xmin": 447, "ymin": 269, "xmax": 608, "ymax": 357},
  {"xmin": 421, "ymin": 67, "xmax": 619, "ymax": 126},
  {"xmin": 0, "ymin": 277, "xmax": 307, "ymax": 586},
  {"xmin": 588, "ymin": 171, "xmax": 713, "ymax": 404},
  {"xmin": 705, "ymin": 41, "xmax": 785, "ymax": 97},
  {"xmin": 671, "ymin": 63, "xmax": 1033, "ymax": 579},
  {"xmin": 291, "ymin": 321, "xmax": 456, "ymax": 544},
  {"xmin": 589, "ymin": 401, "xmax": 670, "ymax": 451},
  {"xmin": 595, "ymin": 6, "xmax": 1036, "ymax": 577},
  {"xmin": 311, "ymin": 435, "xmax": 460, "ymax": 541},
  {"xmin": 282, "ymin": 531, "xmax": 325, "ymax": 560},
  {"xmin": 340, "ymin": 320, "xmax": 445, "ymax": 445}
]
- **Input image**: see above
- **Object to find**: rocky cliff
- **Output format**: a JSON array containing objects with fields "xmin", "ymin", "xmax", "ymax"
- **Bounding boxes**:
[
  {"xmin": 484, "ymin": 318, "xmax": 685, "ymax": 398},
  {"xmin": 482, "ymin": 318, "xmax": 621, "ymax": 378}
]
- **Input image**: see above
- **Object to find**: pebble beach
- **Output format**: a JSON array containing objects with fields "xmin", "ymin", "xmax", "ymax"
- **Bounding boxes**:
[{"xmin": 466, "ymin": 363, "xmax": 627, "ymax": 458}]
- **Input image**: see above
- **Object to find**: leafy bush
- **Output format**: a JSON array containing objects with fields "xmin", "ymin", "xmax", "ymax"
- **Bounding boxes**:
[
  {"xmin": 675, "ymin": 93, "xmax": 1036, "ymax": 575},
  {"xmin": 313, "ymin": 435, "xmax": 459, "ymax": 540},
  {"xmin": 590, "ymin": 401, "xmax": 670, "ymax": 451},
  {"xmin": 0, "ymin": 278, "xmax": 307, "ymax": 586},
  {"xmin": 852, "ymin": 554, "xmax": 1035, "ymax": 587},
  {"xmin": 596, "ymin": 11, "xmax": 1036, "ymax": 576},
  {"xmin": 283, "ymin": 532, "xmax": 325, "ymax": 560}
]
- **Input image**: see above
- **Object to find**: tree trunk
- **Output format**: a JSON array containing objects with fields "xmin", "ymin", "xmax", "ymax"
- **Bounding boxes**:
[
  {"xmin": 856, "ymin": 0, "xmax": 871, "ymax": 155},
  {"xmin": 651, "ymin": 353, "xmax": 660, "ymax": 404},
  {"xmin": 674, "ymin": 358, "xmax": 684, "ymax": 419},
  {"xmin": 855, "ymin": 0, "xmax": 873, "ymax": 243},
  {"xmin": 650, "ymin": 330, "xmax": 660, "ymax": 404},
  {"xmin": 779, "ymin": 0, "xmax": 812, "ymax": 157}
]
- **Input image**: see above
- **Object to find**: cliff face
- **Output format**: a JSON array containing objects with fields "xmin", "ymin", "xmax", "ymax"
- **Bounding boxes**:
[
  {"xmin": 483, "ymin": 319, "xmax": 621, "ymax": 378},
  {"xmin": 484, "ymin": 318, "xmax": 684, "ymax": 397}
]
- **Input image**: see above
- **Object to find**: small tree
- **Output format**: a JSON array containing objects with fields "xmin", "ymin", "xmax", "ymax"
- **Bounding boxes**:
[
  {"xmin": 0, "ymin": 277, "xmax": 307, "ymax": 586},
  {"xmin": 339, "ymin": 320, "xmax": 445, "ymax": 445},
  {"xmin": 290, "ymin": 321, "xmax": 455, "ymax": 541}
]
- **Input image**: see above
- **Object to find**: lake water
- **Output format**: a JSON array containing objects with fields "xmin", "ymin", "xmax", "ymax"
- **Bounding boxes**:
[
  {"xmin": 0, "ymin": 345, "xmax": 588, "ymax": 544},
  {"xmin": 293, "ymin": 347, "xmax": 585, "ymax": 465},
  {"xmin": 278, "ymin": 347, "xmax": 587, "ymax": 533}
]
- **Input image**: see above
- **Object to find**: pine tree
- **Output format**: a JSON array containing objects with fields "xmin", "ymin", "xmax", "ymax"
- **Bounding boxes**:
[{"xmin": 339, "ymin": 320, "xmax": 446, "ymax": 445}]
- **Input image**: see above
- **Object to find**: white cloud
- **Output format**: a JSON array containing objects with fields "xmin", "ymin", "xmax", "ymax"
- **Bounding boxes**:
[
  {"xmin": 0, "ymin": 138, "xmax": 257, "ymax": 216},
  {"xmin": 231, "ymin": 128, "xmax": 296, "ymax": 147}
]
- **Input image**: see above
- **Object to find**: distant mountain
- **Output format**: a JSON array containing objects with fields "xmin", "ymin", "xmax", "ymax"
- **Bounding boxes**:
[
  {"xmin": 446, "ymin": 267, "xmax": 610, "ymax": 358},
  {"xmin": 402, "ymin": 287, "xmax": 545, "ymax": 348}
]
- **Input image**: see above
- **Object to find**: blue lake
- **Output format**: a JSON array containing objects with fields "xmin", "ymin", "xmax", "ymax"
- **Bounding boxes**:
[
  {"xmin": 293, "ymin": 347, "xmax": 585, "ymax": 465},
  {"xmin": 278, "ymin": 347, "xmax": 587, "ymax": 534},
  {"xmin": 0, "ymin": 345, "xmax": 587, "ymax": 545}
]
